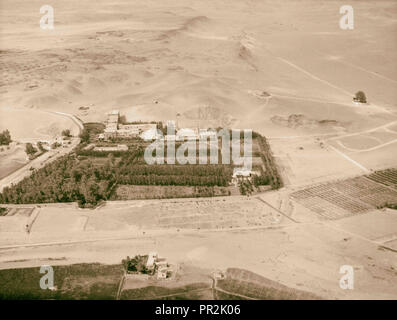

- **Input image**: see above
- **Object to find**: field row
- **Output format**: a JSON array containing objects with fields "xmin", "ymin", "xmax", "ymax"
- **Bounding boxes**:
[{"xmin": 367, "ymin": 168, "xmax": 397, "ymax": 189}]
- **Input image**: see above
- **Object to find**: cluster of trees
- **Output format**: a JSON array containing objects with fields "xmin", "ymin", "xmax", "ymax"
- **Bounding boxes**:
[
  {"xmin": 118, "ymin": 174, "xmax": 229, "ymax": 187},
  {"xmin": 354, "ymin": 91, "xmax": 367, "ymax": 103},
  {"xmin": 119, "ymin": 116, "xmax": 158, "ymax": 126},
  {"xmin": 116, "ymin": 164, "xmax": 231, "ymax": 186},
  {"xmin": 378, "ymin": 202, "xmax": 397, "ymax": 210},
  {"xmin": 0, "ymin": 127, "xmax": 281, "ymax": 205},
  {"xmin": 25, "ymin": 143, "xmax": 37, "ymax": 156},
  {"xmin": 79, "ymin": 123, "xmax": 105, "ymax": 144},
  {"xmin": 0, "ymin": 152, "xmax": 120, "ymax": 207},
  {"xmin": 239, "ymin": 179, "xmax": 254, "ymax": 196},
  {"xmin": 122, "ymin": 255, "xmax": 153, "ymax": 275},
  {"xmin": 0, "ymin": 143, "xmax": 232, "ymax": 207},
  {"xmin": 257, "ymin": 136, "xmax": 283, "ymax": 189},
  {"xmin": 118, "ymin": 164, "xmax": 231, "ymax": 177},
  {"xmin": 62, "ymin": 129, "xmax": 72, "ymax": 137},
  {"xmin": 252, "ymin": 170, "xmax": 270, "ymax": 187},
  {"xmin": 0, "ymin": 130, "xmax": 11, "ymax": 145}
]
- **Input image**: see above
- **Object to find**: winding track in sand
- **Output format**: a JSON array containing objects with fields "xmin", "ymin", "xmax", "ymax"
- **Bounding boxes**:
[{"xmin": 0, "ymin": 111, "xmax": 83, "ymax": 192}]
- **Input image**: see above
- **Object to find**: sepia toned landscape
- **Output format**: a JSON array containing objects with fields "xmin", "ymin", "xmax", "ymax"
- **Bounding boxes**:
[{"xmin": 0, "ymin": 0, "xmax": 396, "ymax": 300}]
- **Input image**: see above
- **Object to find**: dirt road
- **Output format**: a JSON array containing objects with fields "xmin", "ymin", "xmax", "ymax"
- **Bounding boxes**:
[{"xmin": 0, "ymin": 111, "xmax": 82, "ymax": 192}]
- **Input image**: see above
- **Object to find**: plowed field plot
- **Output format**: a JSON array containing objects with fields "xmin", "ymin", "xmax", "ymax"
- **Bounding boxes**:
[
  {"xmin": 291, "ymin": 176, "xmax": 397, "ymax": 220},
  {"xmin": 89, "ymin": 197, "xmax": 284, "ymax": 231},
  {"xmin": 153, "ymin": 198, "xmax": 282, "ymax": 229},
  {"xmin": 3, "ymin": 207, "xmax": 34, "ymax": 217},
  {"xmin": 366, "ymin": 168, "xmax": 397, "ymax": 190}
]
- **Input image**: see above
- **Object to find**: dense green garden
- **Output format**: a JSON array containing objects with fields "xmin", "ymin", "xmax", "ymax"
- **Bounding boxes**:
[{"xmin": 0, "ymin": 124, "xmax": 282, "ymax": 207}]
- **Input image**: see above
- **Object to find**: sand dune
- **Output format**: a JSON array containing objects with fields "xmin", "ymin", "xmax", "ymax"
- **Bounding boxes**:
[{"xmin": 0, "ymin": 0, "xmax": 396, "ymax": 175}]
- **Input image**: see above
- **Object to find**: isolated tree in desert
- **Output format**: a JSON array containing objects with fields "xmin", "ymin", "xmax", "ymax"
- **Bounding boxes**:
[
  {"xmin": 354, "ymin": 91, "xmax": 367, "ymax": 103},
  {"xmin": 0, "ymin": 129, "xmax": 11, "ymax": 145}
]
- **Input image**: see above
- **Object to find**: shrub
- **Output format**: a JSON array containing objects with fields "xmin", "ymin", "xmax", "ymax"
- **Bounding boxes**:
[
  {"xmin": 354, "ymin": 91, "xmax": 367, "ymax": 103},
  {"xmin": 25, "ymin": 143, "xmax": 37, "ymax": 156},
  {"xmin": 0, "ymin": 130, "xmax": 11, "ymax": 145}
]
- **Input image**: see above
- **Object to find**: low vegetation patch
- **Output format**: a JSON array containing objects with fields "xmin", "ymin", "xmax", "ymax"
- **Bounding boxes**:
[
  {"xmin": 0, "ymin": 263, "xmax": 124, "ymax": 300},
  {"xmin": 122, "ymin": 255, "xmax": 152, "ymax": 275},
  {"xmin": 0, "ymin": 207, "xmax": 8, "ymax": 216},
  {"xmin": 0, "ymin": 129, "xmax": 11, "ymax": 146},
  {"xmin": 216, "ymin": 268, "xmax": 320, "ymax": 300},
  {"xmin": 115, "ymin": 185, "xmax": 230, "ymax": 200},
  {"xmin": 120, "ymin": 283, "xmax": 209, "ymax": 300}
]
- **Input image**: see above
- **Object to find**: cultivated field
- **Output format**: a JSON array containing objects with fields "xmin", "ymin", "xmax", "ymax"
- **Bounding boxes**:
[
  {"xmin": 0, "ymin": 263, "xmax": 124, "ymax": 299},
  {"xmin": 115, "ymin": 185, "xmax": 234, "ymax": 200},
  {"xmin": 367, "ymin": 168, "xmax": 397, "ymax": 190},
  {"xmin": 290, "ymin": 175, "xmax": 397, "ymax": 220},
  {"xmin": 215, "ymin": 268, "xmax": 320, "ymax": 300},
  {"xmin": 84, "ymin": 197, "xmax": 284, "ymax": 232}
]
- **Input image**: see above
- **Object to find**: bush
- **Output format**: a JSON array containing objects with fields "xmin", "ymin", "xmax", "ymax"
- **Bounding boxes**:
[
  {"xmin": 25, "ymin": 143, "xmax": 37, "ymax": 156},
  {"xmin": 0, "ymin": 130, "xmax": 11, "ymax": 145},
  {"xmin": 37, "ymin": 142, "xmax": 46, "ymax": 153}
]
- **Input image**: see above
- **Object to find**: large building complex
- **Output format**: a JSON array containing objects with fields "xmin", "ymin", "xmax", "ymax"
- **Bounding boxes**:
[{"xmin": 103, "ymin": 110, "xmax": 157, "ymax": 139}]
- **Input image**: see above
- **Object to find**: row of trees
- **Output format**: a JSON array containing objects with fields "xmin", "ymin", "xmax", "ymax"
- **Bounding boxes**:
[
  {"xmin": 79, "ymin": 123, "xmax": 105, "ymax": 144},
  {"xmin": 117, "ymin": 164, "xmax": 232, "ymax": 177},
  {"xmin": 118, "ymin": 174, "xmax": 229, "ymax": 187},
  {"xmin": 256, "ymin": 135, "xmax": 283, "ymax": 190}
]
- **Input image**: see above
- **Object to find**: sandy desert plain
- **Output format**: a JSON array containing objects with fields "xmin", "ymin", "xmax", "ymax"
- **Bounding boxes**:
[{"xmin": 0, "ymin": 0, "xmax": 397, "ymax": 299}]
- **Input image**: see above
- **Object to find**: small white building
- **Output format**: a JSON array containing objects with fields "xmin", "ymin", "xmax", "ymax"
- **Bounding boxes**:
[
  {"xmin": 233, "ymin": 168, "xmax": 254, "ymax": 178},
  {"xmin": 157, "ymin": 266, "xmax": 168, "ymax": 279},
  {"xmin": 146, "ymin": 252, "xmax": 158, "ymax": 269}
]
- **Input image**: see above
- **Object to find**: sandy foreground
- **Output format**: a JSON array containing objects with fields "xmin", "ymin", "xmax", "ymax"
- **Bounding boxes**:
[
  {"xmin": 1, "ymin": 0, "xmax": 396, "ymax": 185},
  {"xmin": 0, "ymin": 194, "xmax": 396, "ymax": 300}
]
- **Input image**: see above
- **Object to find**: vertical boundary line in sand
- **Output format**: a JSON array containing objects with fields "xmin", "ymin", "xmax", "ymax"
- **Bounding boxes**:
[
  {"xmin": 256, "ymin": 196, "xmax": 299, "ymax": 223},
  {"xmin": 116, "ymin": 272, "xmax": 126, "ymax": 300},
  {"xmin": 329, "ymin": 145, "xmax": 370, "ymax": 173},
  {"xmin": 277, "ymin": 57, "xmax": 353, "ymax": 97}
]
